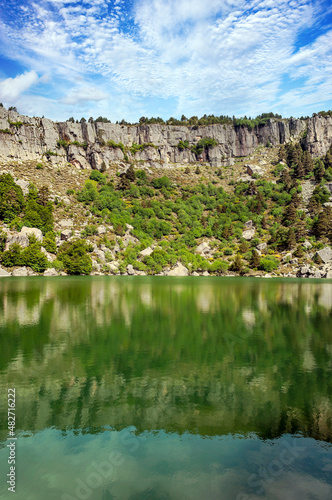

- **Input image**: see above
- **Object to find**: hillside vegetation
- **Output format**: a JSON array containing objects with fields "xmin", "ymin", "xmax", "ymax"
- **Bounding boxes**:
[{"xmin": 0, "ymin": 138, "xmax": 331, "ymax": 277}]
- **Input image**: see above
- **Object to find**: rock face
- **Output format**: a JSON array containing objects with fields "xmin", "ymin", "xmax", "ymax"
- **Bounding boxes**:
[{"xmin": 1, "ymin": 107, "xmax": 331, "ymax": 169}]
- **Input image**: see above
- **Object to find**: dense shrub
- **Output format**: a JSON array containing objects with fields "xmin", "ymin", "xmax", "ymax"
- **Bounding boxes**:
[
  {"xmin": 57, "ymin": 240, "xmax": 92, "ymax": 275},
  {"xmin": 1, "ymin": 243, "xmax": 23, "ymax": 267},
  {"xmin": 259, "ymin": 256, "xmax": 279, "ymax": 272},
  {"xmin": 43, "ymin": 231, "xmax": 57, "ymax": 253},
  {"xmin": 89, "ymin": 171, "xmax": 106, "ymax": 184},
  {"xmin": 0, "ymin": 237, "xmax": 48, "ymax": 272},
  {"xmin": 23, "ymin": 199, "xmax": 54, "ymax": 234},
  {"xmin": 152, "ymin": 176, "xmax": 171, "ymax": 189},
  {"xmin": 21, "ymin": 238, "xmax": 49, "ymax": 272}
]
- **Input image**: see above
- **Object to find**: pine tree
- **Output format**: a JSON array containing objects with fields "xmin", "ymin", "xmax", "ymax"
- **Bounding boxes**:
[
  {"xmin": 324, "ymin": 151, "xmax": 332, "ymax": 169},
  {"xmin": 125, "ymin": 165, "xmax": 135, "ymax": 181},
  {"xmin": 250, "ymin": 249, "xmax": 260, "ymax": 268},
  {"xmin": 231, "ymin": 254, "xmax": 243, "ymax": 273},
  {"xmin": 286, "ymin": 227, "xmax": 296, "ymax": 249},
  {"xmin": 261, "ymin": 216, "xmax": 268, "ymax": 229},
  {"xmin": 278, "ymin": 145, "xmax": 286, "ymax": 162},
  {"xmin": 283, "ymin": 203, "xmax": 297, "ymax": 225},
  {"xmin": 303, "ymin": 151, "xmax": 314, "ymax": 174},
  {"xmin": 308, "ymin": 197, "xmax": 321, "ymax": 216},
  {"xmin": 37, "ymin": 186, "xmax": 50, "ymax": 207},
  {"xmin": 314, "ymin": 160, "xmax": 325, "ymax": 181},
  {"xmin": 313, "ymin": 207, "xmax": 332, "ymax": 238},
  {"xmin": 280, "ymin": 170, "xmax": 292, "ymax": 191}
]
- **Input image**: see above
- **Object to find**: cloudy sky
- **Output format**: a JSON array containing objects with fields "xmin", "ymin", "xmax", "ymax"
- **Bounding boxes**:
[{"xmin": 0, "ymin": 0, "xmax": 331, "ymax": 122}]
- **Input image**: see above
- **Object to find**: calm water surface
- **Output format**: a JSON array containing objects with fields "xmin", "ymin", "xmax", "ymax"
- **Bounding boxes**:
[{"xmin": 0, "ymin": 277, "xmax": 332, "ymax": 500}]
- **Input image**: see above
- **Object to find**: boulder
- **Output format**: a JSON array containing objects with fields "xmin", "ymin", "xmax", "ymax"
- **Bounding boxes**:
[
  {"xmin": 12, "ymin": 267, "xmax": 29, "ymax": 276},
  {"xmin": 202, "ymin": 271, "xmax": 210, "ymax": 276},
  {"xmin": 303, "ymin": 241, "xmax": 312, "ymax": 250},
  {"xmin": 97, "ymin": 225, "xmax": 107, "ymax": 235},
  {"xmin": 256, "ymin": 242, "xmax": 267, "ymax": 252},
  {"xmin": 41, "ymin": 247, "xmax": 56, "ymax": 262},
  {"xmin": 91, "ymin": 259, "xmax": 101, "ymax": 271},
  {"xmin": 94, "ymin": 249, "xmax": 106, "ymax": 261},
  {"xmin": 309, "ymin": 271, "xmax": 322, "ymax": 279},
  {"xmin": 192, "ymin": 271, "xmax": 200, "ymax": 276},
  {"xmin": 108, "ymin": 263, "xmax": 120, "ymax": 273},
  {"xmin": 43, "ymin": 268, "xmax": 59, "ymax": 276},
  {"xmin": 122, "ymin": 235, "xmax": 138, "ymax": 247},
  {"xmin": 140, "ymin": 246, "xmax": 153, "ymax": 257},
  {"xmin": 60, "ymin": 229, "xmax": 72, "ymax": 241},
  {"xmin": 315, "ymin": 247, "xmax": 332, "ymax": 264},
  {"xmin": 326, "ymin": 271, "xmax": 332, "ymax": 279},
  {"xmin": 242, "ymin": 229, "xmax": 255, "ymax": 240},
  {"xmin": 127, "ymin": 264, "xmax": 135, "ymax": 275},
  {"xmin": 247, "ymin": 165, "xmax": 264, "ymax": 176},
  {"xmin": 4, "ymin": 232, "xmax": 29, "ymax": 251},
  {"xmin": 15, "ymin": 179, "xmax": 30, "ymax": 195},
  {"xmin": 244, "ymin": 220, "xmax": 254, "ymax": 228},
  {"xmin": 20, "ymin": 226, "xmax": 43, "ymax": 242},
  {"xmin": 283, "ymin": 253, "xmax": 292, "ymax": 262},
  {"xmin": 0, "ymin": 266, "xmax": 11, "ymax": 277},
  {"xmin": 195, "ymin": 241, "xmax": 211, "ymax": 255},
  {"xmin": 166, "ymin": 262, "xmax": 189, "ymax": 276}
]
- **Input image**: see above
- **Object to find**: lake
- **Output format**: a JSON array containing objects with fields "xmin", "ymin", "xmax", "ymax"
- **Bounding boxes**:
[{"xmin": 0, "ymin": 277, "xmax": 331, "ymax": 500}]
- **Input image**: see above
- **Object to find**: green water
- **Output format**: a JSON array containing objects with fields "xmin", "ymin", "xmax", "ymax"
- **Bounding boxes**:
[{"xmin": 0, "ymin": 277, "xmax": 332, "ymax": 500}]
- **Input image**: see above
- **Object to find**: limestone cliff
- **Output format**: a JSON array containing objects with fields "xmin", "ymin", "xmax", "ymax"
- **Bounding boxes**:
[{"xmin": 0, "ymin": 106, "xmax": 331, "ymax": 170}]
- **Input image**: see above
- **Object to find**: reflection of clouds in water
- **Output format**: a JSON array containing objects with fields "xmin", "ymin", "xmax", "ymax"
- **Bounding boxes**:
[{"xmin": 1, "ymin": 430, "xmax": 330, "ymax": 500}]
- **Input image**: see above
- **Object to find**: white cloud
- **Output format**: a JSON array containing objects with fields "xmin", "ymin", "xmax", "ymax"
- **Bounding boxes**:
[
  {"xmin": 0, "ymin": 71, "xmax": 39, "ymax": 102},
  {"xmin": 61, "ymin": 86, "xmax": 109, "ymax": 104},
  {"xmin": 0, "ymin": 0, "xmax": 330, "ymax": 119}
]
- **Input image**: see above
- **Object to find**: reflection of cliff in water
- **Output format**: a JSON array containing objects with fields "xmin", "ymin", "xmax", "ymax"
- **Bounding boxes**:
[{"xmin": 0, "ymin": 277, "xmax": 331, "ymax": 442}]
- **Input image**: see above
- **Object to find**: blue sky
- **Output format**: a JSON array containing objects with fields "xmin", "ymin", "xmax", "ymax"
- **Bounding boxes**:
[{"xmin": 0, "ymin": 0, "xmax": 331, "ymax": 122}]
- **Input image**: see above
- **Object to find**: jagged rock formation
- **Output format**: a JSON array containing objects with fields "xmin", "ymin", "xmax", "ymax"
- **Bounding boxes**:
[{"xmin": 1, "ymin": 107, "xmax": 331, "ymax": 170}]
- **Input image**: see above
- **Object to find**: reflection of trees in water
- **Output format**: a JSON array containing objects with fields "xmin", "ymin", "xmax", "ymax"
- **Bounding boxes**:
[{"xmin": 0, "ymin": 277, "xmax": 331, "ymax": 441}]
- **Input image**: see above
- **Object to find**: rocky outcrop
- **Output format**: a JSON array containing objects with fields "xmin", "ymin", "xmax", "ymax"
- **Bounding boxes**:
[
  {"xmin": 0, "ymin": 266, "xmax": 11, "ymax": 276},
  {"xmin": 20, "ymin": 226, "xmax": 43, "ymax": 242},
  {"xmin": 165, "ymin": 262, "xmax": 189, "ymax": 276},
  {"xmin": 315, "ymin": 247, "xmax": 332, "ymax": 264},
  {"xmin": 2, "ymin": 107, "xmax": 331, "ymax": 169}
]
